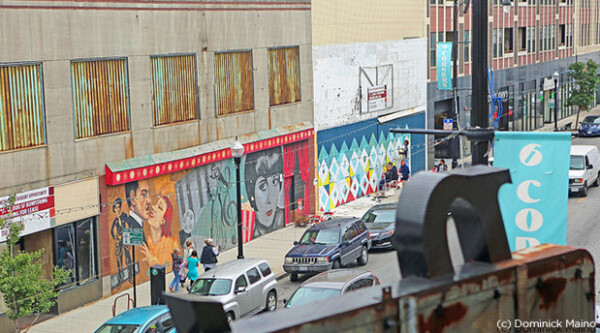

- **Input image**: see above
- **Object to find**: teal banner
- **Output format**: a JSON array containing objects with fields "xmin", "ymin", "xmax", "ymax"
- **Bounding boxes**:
[
  {"xmin": 437, "ymin": 42, "xmax": 452, "ymax": 90},
  {"xmin": 494, "ymin": 132, "xmax": 571, "ymax": 251}
]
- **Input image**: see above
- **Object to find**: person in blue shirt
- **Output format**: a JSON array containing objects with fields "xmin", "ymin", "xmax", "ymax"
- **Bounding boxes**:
[
  {"xmin": 379, "ymin": 162, "xmax": 399, "ymax": 191},
  {"xmin": 399, "ymin": 159, "xmax": 410, "ymax": 183},
  {"xmin": 186, "ymin": 250, "xmax": 200, "ymax": 289}
]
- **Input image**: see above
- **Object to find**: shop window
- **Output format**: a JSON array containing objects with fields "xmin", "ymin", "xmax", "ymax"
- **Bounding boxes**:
[{"xmin": 54, "ymin": 217, "xmax": 97, "ymax": 287}]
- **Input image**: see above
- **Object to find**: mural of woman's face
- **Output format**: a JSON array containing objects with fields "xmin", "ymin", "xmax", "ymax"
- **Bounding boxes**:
[
  {"xmin": 148, "ymin": 197, "xmax": 168, "ymax": 229},
  {"xmin": 254, "ymin": 173, "xmax": 281, "ymax": 229}
]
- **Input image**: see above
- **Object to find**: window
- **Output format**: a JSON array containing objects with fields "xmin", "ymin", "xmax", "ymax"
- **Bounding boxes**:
[
  {"xmin": 143, "ymin": 320, "xmax": 159, "ymax": 333},
  {"xmin": 71, "ymin": 59, "xmax": 130, "ymax": 139},
  {"xmin": 258, "ymin": 262, "xmax": 272, "ymax": 277},
  {"xmin": 504, "ymin": 28, "xmax": 514, "ymax": 54},
  {"xmin": 268, "ymin": 47, "xmax": 301, "ymax": 106},
  {"xmin": 519, "ymin": 27, "xmax": 527, "ymax": 51},
  {"xmin": 246, "ymin": 267, "xmax": 261, "ymax": 284},
  {"xmin": 235, "ymin": 275, "xmax": 248, "ymax": 289},
  {"xmin": 150, "ymin": 54, "xmax": 199, "ymax": 126},
  {"xmin": 0, "ymin": 63, "xmax": 46, "ymax": 152},
  {"xmin": 54, "ymin": 217, "xmax": 97, "ymax": 287},
  {"xmin": 559, "ymin": 24, "xmax": 566, "ymax": 46},
  {"xmin": 214, "ymin": 51, "xmax": 254, "ymax": 117},
  {"xmin": 346, "ymin": 279, "xmax": 367, "ymax": 292},
  {"xmin": 463, "ymin": 31, "xmax": 471, "ymax": 63},
  {"xmin": 354, "ymin": 221, "xmax": 366, "ymax": 234},
  {"xmin": 430, "ymin": 33, "xmax": 437, "ymax": 67},
  {"xmin": 160, "ymin": 314, "xmax": 175, "ymax": 332}
]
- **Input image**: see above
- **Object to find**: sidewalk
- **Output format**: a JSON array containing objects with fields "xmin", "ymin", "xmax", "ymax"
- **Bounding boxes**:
[{"xmin": 28, "ymin": 189, "xmax": 402, "ymax": 333}]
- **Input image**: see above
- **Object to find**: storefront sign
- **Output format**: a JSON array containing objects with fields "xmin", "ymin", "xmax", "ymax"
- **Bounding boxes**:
[
  {"xmin": 0, "ymin": 187, "xmax": 55, "ymax": 242},
  {"xmin": 123, "ymin": 228, "xmax": 143, "ymax": 246},
  {"xmin": 437, "ymin": 42, "xmax": 453, "ymax": 91},
  {"xmin": 494, "ymin": 132, "xmax": 571, "ymax": 251},
  {"xmin": 367, "ymin": 85, "xmax": 388, "ymax": 112}
]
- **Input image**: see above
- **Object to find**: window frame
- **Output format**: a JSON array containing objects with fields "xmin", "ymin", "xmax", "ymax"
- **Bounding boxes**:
[
  {"xmin": 267, "ymin": 46, "xmax": 302, "ymax": 107},
  {"xmin": 213, "ymin": 50, "xmax": 255, "ymax": 117},
  {"xmin": 258, "ymin": 262, "xmax": 272, "ymax": 277},
  {"xmin": 246, "ymin": 267, "xmax": 261, "ymax": 285},
  {"xmin": 53, "ymin": 217, "xmax": 98, "ymax": 289}
]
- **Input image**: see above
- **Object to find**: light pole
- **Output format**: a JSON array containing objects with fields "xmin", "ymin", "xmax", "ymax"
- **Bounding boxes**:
[
  {"xmin": 553, "ymin": 71, "xmax": 560, "ymax": 131},
  {"xmin": 230, "ymin": 138, "xmax": 245, "ymax": 259}
]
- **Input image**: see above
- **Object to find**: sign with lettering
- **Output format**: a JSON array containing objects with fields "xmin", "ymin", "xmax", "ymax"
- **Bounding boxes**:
[
  {"xmin": 367, "ymin": 85, "xmax": 388, "ymax": 112},
  {"xmin": 0, "ymin": 187, "xmax": 55, "ymax": 242},
  {"xmin": 123, "ymin": 228, "xmax": 143, "ymax": 246},
  {"xmin": 494, "ymin": 132, "xmax": 571, "ymax": 251},
  {"xmin": 437, "ymin": 42, "xmax": 453, "ymax": 91}
]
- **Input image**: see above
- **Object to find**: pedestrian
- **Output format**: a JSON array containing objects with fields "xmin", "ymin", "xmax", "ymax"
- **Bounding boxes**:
[
  {"xmin": 378, "ymin": 162, "xmax": 399, "ymax": 191},
  {"xmin": 437, "ymin": 159, "xmax": 448, "ymax": 172},
  {"xmin": 399, "ymin": 140, "xmax": 409, "ymax": 161},
  {"xmin": 180, "ymin": 240, "xmax": 193, "ymax": 287},
  {"xmin": 186, "ymin": 250, "xmax": 200, "ymax": 291},
  {"xmin": 200, "ymin": 238, "xmax": 219, "ymax": 272},
  {"xmin": 169, "ymin": 248, "xmax": 183, "ymax": 293},
  {"xmin": 399, "ymin": 159, "xmax": 410, "ymax": 184}
]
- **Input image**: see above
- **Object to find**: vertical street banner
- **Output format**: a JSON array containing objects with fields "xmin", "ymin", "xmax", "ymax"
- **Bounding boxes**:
[
  {"xmin": 437, "ymin": 42, "xmax": 453, "ymax": 90},
  {"xmin": 494, "ymin": 132, "xmax": 571, "ymax": 251}
]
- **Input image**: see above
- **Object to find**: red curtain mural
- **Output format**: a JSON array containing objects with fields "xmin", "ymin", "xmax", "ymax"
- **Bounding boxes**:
[
  {"xmin": 283, "ymin": 143, "xmax": 297, "ymax": 226},
  {"xmin": 298, "ymin": 140, "xmax": 311, "ymax": 215}
]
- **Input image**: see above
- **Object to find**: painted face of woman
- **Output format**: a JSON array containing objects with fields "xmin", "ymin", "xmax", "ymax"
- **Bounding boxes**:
[
  {"xmin": 254, "ymin": 173, "xmax": 281, "ymax": 229},
  {"xmin": 148, "ymin": 197, "xmax": 167, "ymax": 228}
]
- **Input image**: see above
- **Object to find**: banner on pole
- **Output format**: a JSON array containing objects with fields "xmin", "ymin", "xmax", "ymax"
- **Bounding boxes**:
[
  {"xmin": 494, "ymin": 132, "xmax": 571, "ymax": 251},
  {"xmin": 437, "ymin": 42, "xmax": 453, "ymax": 91}
]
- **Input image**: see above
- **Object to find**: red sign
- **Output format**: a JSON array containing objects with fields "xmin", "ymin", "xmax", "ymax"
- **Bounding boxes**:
[{"xmin": 0, "ymin": 187, "xmax": 55, "ymax": 242}]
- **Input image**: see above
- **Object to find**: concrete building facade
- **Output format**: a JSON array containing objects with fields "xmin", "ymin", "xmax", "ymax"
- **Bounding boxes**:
[{"xmin": 0, "ymin": 0, "xmax": 313, "ymax": 328}]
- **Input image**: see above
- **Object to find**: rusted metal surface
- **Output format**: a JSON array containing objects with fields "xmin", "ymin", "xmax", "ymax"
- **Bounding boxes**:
[
  {"xmin": 151, "ymin": 54, "xmax": 198, "ymax": 126},
  {"xmin": 268, "ymin": 47, "xmax": 301, "ymax": 106},
  {"xmin": 0, "ymin": 63, "xmax": 46, "ymax": 151},
  {"xmin": 71, "ymin": 59, "xmax": 130, "ymax": 139},
  {"xmin": 214, "ymin": 51, "xmax": 254, "ymax": 117}
]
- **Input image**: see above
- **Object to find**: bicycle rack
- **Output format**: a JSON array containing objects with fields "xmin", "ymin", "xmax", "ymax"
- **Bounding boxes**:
[{"xmin": 112, "ymin": 293, "xmax": 134, "ymax": 317}]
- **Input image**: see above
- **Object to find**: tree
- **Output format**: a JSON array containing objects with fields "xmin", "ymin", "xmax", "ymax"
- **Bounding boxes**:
[
  {"xmin": 566, "ymin": 60, "xmax": 600, "ymax": 127},
  {"xmin": 0, "ymin": 195, "xmax": 69, "ymax": 333}
]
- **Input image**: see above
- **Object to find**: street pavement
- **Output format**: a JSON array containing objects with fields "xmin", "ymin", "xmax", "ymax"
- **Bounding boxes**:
[{"xmin": 27, "ymin": 107, "xmax": 600, "ymax": 332}]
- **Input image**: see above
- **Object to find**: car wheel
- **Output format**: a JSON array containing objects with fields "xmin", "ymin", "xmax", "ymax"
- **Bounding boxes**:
[
  {"xmin": 357, "ymin": 246, "xmax": 369, "ymax": 266},
  {"xmin": 266, "ymin": 291, "xmax": 277, "ymax": 312},
  {"xmin": 582, "ymin": 183, "xmax": 588, "ymax": 197},
  {"xmin": 226, "ymin": 312, "xmax": 235, "ymax": 323},
  {"xmin": 332, "ymin": 259, "xmax": 341, "ymax": 269},
  {"xmin": 594, "ymin": 173, "xmax": 600, "ymax": 187},
  {"xmin": 290, "ymin": 273, "xmax": 298, "ymax": 282}
]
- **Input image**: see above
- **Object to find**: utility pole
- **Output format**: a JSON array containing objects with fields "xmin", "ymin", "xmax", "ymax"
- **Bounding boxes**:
[
  {"xmin": 452, "ymin": 0, "xmax": 459, "ymax": 168},
  {"xmin": 471, "ymin": 0, "xmax": 489, "ymax": 165}
]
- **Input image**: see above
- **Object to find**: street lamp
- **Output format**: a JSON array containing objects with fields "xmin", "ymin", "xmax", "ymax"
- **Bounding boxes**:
[
  {"xmin": 230, "ymin": 138, "xmax": 245, "ymax": 259},
  {"xmin": 502, "ymin": 0, "xmax": 512, "ymax": 14},
  {"xmin": 553, "ymin": 71, "xmax": 560, "ymax": 131}
]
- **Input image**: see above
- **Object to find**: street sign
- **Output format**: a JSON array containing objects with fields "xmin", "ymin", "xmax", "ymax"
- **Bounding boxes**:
[
  {"xmin": 443, "ymin": 118, "xmax": 453, "ymax": 131},
  {"xmin": 123, "ymin": 228, "xmax": 143, "ymax": 246}
]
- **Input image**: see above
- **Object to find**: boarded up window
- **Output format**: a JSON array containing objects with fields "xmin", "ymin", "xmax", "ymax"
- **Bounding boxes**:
[
  {"xmin": 214, "ymin": 51, "xmax": 254, "ymax": 117},
  {"xmin": 71, "ymin": 59, "xmax": 130, "ymax": 139},
  {"xmin": 151, "ymin": 54, "xmax": 199, "ymax": 126},
  {"xmin": 268, "ymin": 47, "xmax": 301, "ymax": 106},
  {"xmin": 0, "ymin": 63, "xmax": 46, "ymax": 152}
]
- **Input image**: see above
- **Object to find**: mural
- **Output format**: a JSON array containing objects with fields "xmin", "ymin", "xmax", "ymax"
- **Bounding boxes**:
[
  {"xmin": 105, "ymin": 138, "xmax": 313, "ymax": 293},
  {"xmin": 318, "ymin": 131, "xmax": 411, "ymax": 211}
]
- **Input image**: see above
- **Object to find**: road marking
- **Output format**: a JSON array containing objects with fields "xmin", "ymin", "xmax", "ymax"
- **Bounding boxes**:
[{"xmin": 577, "ymin": 197, "xmax": 586, "ymax": 203}]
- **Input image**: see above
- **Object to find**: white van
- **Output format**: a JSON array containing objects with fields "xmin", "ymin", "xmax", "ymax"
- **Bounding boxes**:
[{"xmin": 569, "ymin": 145, "xmax": 600, "ymax": 196}]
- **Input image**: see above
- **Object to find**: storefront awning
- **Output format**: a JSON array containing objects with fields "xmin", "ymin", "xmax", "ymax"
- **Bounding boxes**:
[{"xmin": 105, "ymin": 122, "xmax": 314, "ymax": 185}]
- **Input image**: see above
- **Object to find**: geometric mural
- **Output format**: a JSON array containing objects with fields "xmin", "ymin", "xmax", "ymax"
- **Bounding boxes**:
[{"xmin": 318, "ymin": 130, "xmax": 411, "ymax": 211}]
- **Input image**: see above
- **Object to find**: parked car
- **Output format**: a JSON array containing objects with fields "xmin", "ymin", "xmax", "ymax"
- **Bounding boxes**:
[
  {"xmin": 360, "ymin": 203, "xmax": 396, "ymax": 250},
  {"xmin": 94, "ymin": 305, "xmax": 175, "ymax": 333},
  {"xmin": 569, "ymin": 145, "xmax": 600, "ymax": 197},
  {"xmin": 283, "ymin": 269, "xmax": 380, "ymax": 308},
  {"xmin": 283, "ymin": 217, "xmax": 371, "ymax": 282},
  {"xmin": 578, "ymin": 115, "xmax": 600, "ymax": 137},
  {"xmin": 188, "ymin": 258, "xmax": 278, "ymax": 323}
]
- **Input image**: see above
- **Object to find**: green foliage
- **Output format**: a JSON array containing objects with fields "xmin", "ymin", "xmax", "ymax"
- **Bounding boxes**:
[
  {"xmin": 566, "ymin": 60, "xmax": 600, "ymax": 112},
  {"xmin": 0, "ymin": 194, "xmax": 69, "ymax": 332}
]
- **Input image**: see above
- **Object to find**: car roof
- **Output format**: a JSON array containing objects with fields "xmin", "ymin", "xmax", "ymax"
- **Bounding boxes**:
[
  {"xmin": 198, "ymin": 258, "xmax": 266, "ymax": 279},
  {"xmin": 309, "ymin": 217, "xmax": 360, "ymax": 230},
  {"xmin": 571, "ymin": 145, "xmax": 598, "ymax": 155},
  {"xmin": 103, "ymin": 305, "xmax": 169, "ymax": 325},
  {"xmin": 299, "ymin": 269, "xmax": 374, "ymax": 290},
  {"xmin": 365, "ymin": 203, "xmax": 396, "ymax": 212}
]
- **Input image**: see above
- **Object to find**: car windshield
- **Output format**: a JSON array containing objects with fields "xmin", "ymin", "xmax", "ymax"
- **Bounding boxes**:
[
  {"xmin": 95, "ymin": 324, "xmax": 139, "ymax": 333},
  {"xmin": 285, "ymin": 287, "xmax": 341, "ymax": 308},
  {"xmin": 362, "ymin": 210, "xmax": 395, "ymax": 224},
  {"xmin": 300, "ymin": 229, "xmax": 340, "ymax": 245},
  {"xmin": 582, "ymin": 116, "xmax": 598, "ymax": 125},
  {"xmin": 570, "ymin": 156, "xmax": 585, "ymax": 170},
  {"xmin": 593, "ymin": 118, "xmax": 600, "ymax": 125},
  {"xmin": 190, "ymin": 278, "xmax": 232, "ymax": 296}
]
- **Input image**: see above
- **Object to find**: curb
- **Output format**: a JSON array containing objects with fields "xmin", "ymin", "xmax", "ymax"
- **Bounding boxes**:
[{"xmin": 276, "ymin": 272, "xmax": 290, "ymax": 281}]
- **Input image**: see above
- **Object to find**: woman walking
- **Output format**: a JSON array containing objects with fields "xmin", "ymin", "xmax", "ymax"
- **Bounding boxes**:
[
  {"xmin": 186, "ymin": 250, "xmax": 200, "ymax": 290},
  {"xmin": 169, "ymin": 248, "xmax": 183, "ymax": 292}
]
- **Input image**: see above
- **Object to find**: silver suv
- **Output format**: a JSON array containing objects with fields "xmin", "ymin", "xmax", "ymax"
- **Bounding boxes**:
[{"xmin": 189, "ymin": 258, "xmax": 278, "ymax": 322}]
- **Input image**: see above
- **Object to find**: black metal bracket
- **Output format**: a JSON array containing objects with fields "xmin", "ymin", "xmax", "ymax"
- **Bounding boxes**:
[{"xmin": 390, "ymin": 127, "xmax": 495, "ymax": 142}]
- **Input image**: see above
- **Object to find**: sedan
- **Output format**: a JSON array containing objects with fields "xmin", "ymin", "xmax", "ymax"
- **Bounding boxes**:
[
  {"xmin": 283, "ymin": 269, "xmax": 380, "ymax": 308},
  {"xmin": 578, "ymin": 115, "xmax": 600, "ymax": 137},
  {"xmin": 94, "ymin": 305, "xmax": 175, "ymax": 333},
  {"xmin": 360, "ymin": 203, "xmax": 396, "ymax": 250}
]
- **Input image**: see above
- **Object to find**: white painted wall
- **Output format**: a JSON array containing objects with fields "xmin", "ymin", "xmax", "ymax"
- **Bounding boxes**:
[{"xmin": 312, "ymin": 39, "xmax": 427, "ymax": 131}]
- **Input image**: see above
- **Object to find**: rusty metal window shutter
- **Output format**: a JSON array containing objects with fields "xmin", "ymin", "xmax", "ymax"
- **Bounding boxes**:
[
  {"xmin": 0, "ymin": 63, "xmax": 46, "ymax": 152},
  {"xmin": 71, "ymin": 59, "xmax": 130, "ymax": 139},
  {"xmin": 151, "ymin": 54, "xmax": 199, "ymax": 126},
  {"xmin": 268, "ymin": 47, "xmax": 301, "ymax": 106},
  {"xmin": 214, "ymin": 51, "xmax": 254, "ymax": 117}
]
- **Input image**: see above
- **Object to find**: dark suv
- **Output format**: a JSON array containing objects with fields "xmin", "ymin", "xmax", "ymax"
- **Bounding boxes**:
[{"xmin": 283, "ymin": 217, "xmax": 371, "ymax": 282}]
